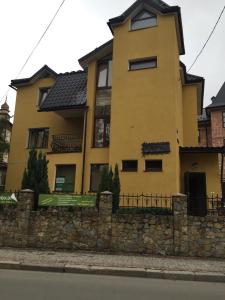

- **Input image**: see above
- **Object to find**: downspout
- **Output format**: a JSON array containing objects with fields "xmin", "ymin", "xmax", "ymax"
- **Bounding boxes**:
[
  {"xmin": 221, "ymin": 149, "xmax": 225, "ymax": 206},
  {"xmin": 81, "ymin": 109, "xmax": 88, "ymax": 194}
]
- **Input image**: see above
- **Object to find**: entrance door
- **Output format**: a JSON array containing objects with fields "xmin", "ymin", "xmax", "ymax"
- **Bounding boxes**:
[
  {"xmin": 55, "ymin": 165, "xmax": 76, "ymax": 193},
  {"xmin": 185, "ymin": 172, "xmax": 207, "ymax": 216}
]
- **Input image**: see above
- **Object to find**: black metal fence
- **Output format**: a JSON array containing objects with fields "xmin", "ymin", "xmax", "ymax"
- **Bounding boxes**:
[
  {"xmin": 207, "ymin": 195, "xmax": 224, "ymax": 215},
  {"xmin": 187, "ymin": 194, "xmax": 225, "ymax": 216},
  {"xmin": 51, "ymin": 135, "xmax": 82, "ymax": 153},
  {"xmin": 118, "ymin": 194, "xmax": 173, "ymax": 215}
]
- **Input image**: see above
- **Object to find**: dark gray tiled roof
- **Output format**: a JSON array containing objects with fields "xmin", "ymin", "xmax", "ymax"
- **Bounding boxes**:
[
  {"xmin": 109, "ymin": 0, "xmax": 169, "ymax": 25},
  {"xmin": 40, "ymin": 71, "xmax": 87, "ymax": 111},
  {"xmin": 206, "ymin": 82, "xmax": 225, "ymax": 109}
]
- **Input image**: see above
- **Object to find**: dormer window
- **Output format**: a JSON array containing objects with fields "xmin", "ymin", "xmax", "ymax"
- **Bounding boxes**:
[
  {"xmin": 39, "ymin": 87, "xmax": 51, "ymax": 106},
  {"xmin": 131, "ymin": 10, "xmax": 157, "ymax": 31}
]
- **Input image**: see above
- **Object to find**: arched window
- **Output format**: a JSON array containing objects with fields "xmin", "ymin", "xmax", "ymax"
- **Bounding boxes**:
[{"xmin": 131, "ymin": 10, "xmax": 157, "ymax": 30}]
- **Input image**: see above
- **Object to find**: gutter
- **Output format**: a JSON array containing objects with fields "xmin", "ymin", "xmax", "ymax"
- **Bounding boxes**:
[{"xmin": 9, "ymin": 85, "xmax": 17, "ymax": 91}]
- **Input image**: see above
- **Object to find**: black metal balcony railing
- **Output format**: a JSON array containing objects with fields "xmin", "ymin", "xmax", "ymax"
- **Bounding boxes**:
[{"xmin": 51, "ymin": 135, "xmax": 82, "ymax": 153}]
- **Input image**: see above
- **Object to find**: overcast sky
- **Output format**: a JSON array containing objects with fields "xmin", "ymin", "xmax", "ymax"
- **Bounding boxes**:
[{"xmin": 0, "ymin": 0, "xmax": 225, "ymax": 117}]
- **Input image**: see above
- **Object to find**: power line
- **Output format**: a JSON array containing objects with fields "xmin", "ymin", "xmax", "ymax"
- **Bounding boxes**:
[
  {"xmin": 0, "ymin": 0, "xmax": 67, "ymax": 103},
  {"xmin": 188, "ymin": 5, "xmax": 225, "ymax": 72}
]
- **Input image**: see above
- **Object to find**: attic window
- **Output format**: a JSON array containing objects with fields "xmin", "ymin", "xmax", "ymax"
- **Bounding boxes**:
[
  {"xmin": 131, "ymin": 10, "xmax": 157, "ymax": 30},
  {"xmin": 39, "ymin": 87, "xmax": 51, "ymax": 106}
]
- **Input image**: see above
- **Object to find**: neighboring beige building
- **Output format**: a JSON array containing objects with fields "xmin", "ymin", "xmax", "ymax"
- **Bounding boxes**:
[{"xmin": 0, "ymin": 101, "xmax": 12, "ymax": 191}]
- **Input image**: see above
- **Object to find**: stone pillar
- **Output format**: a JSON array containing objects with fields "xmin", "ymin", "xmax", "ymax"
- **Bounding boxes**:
[
  {"xmin": 97, "ymin": 191, "xmax": 113, "ymax": 250},
  {"xmin": 172, "ymin": 194, "xmax": 188, "ymax": 256},
  {"xmin": 16, "ymin": 189, "xmax": 34, "ymax": 247}
]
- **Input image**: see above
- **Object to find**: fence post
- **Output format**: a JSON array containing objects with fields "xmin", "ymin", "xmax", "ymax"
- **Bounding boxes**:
[
  {"xmin": 97, "ymin": 191, "xmax": 113, "ymax": 250},
  {"xmin": 16, "ymin": 189, "xmax": 35, "ymax": 247},
  {"xmin": 172, "ymin": 194, "xmax": 188, "ymax": 256}
]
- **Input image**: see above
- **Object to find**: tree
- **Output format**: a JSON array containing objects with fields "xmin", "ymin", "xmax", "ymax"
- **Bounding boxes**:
[
  {"xmin": 0, "ymin": 118, "xmax": 10, "ymax": 153},
  {"xmin": 112, "ymin": 164, "xmax": 121, "ymax": 212},
  {"xmin": 97, "ymin": 164, "xmax": 121, "ymax": 212},
  {"xmin": 22, "ymin": 148, "xmax": 37, "ymax": 191},
  {"xmin": 21, "ymin": 149, "xmax": 50, "ymax": 194},
  {"xmin": 108, "ymin": 166, "xmax": 113, "ymax": 192},
  {"xmin": 97, "ymin": 166, "xmax": 109, "ymax": 207},
  {"xmin": 35, "ymin": 152, "xmax": 50, "ymax": 194}
]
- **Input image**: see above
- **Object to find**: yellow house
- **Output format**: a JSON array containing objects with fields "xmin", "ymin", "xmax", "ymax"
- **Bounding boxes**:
[{"xmin": 6, "ymin": 0, "xmax": 223, "ymax": 213}]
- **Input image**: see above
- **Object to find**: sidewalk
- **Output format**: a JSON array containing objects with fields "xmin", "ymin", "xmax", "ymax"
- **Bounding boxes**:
[{"xmin": 0, "ymin": 248, "xmax": 225, "ymax": 282}]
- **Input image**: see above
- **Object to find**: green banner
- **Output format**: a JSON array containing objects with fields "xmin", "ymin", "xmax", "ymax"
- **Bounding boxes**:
[
  {"xmin": 0, "ymin": 193, "xmax": 18, "ymax": 204},
  {"xmin": 39, "ymin": 194, "xmax": 96, "ymax": 207}
]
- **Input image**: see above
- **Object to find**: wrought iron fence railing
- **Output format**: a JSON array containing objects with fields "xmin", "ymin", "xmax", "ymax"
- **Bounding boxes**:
[
  {"xmin": 207, "ymin": 194, "xmax": 224, "ymax": 215},
  {"xmin": 118, "ymin": 193, "xmax": 173, "ymax": 215},
  {"xmin": 51, "ymin": 135, "xmax": 82, "ymax": 153}
]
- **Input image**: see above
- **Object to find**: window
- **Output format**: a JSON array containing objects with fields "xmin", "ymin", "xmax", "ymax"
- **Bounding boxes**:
[
  {"xmin": 222, "ymin": 112, "xmax": 225, "ymax": 128},
  {"xmin": 94, "ymin": 118, "xmax": 110, "ymax": 147},
  {"xmin": 28, "ymin": 128, "xmax": 49, "ymax": 149},
  {"xmin": 94, "ymin": 90, "xmax": 111, "ymax": 148},
  {"xmin": 129, "ymin": 58, "xmax": 157, "ymax": 71},
  {"xmin": 97, "ymin": 60, "xmax": 112, "ymax": 88},
  {"xmin": 55, "ymin": 165, "xmax": 76, "ymax": 193},
  {"xmin": 145, "ymin": 160, "xmax": 162, "ymax": 172},
  {"xmin": 131, "ymin": 10, "xmax": 157, "ymax": 31},
  {"xmin": 39, "ymin": 87, "xmax": 51, "ymax": 106},
  {"xmin": 90, "ymin": 164, "xmax": 108, "ymax": 192},
  {"xmin": 122, "ymin": 160, "xmax": 138, "ymax": 172},
  {"xmin": 0, "ymin": 169, "xmax": 6, "ymax": 190}
]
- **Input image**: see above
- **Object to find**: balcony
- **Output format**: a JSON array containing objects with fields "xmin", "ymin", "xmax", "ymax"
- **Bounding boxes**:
[{"xmin": 51, "ymin": 135, "xmax": 82, "ymax": 153}]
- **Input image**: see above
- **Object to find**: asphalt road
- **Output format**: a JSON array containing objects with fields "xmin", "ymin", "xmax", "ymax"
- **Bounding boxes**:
[{"xmin": 0, "ymin": 270, "xmax": 224, "ymax": 300}]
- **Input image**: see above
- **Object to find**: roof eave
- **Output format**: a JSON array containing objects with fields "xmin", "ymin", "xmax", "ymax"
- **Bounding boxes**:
[
  {"xmin": 38, "ymin": 104, "xmax": 88, "ymax": 112},
  {"xmin": 10, "ymin": 65, "xmax": 57, "ymax": 88},
  {"xmin": 78, "ymin": 39, "xmax": 113, "ymax": 69},
  {"xmin": 108, "ymin": 4, "xmax": 185, "ymax": 55},
  {"xmin": 180, "ymin": 147, "xmax": 224, "ymax": 154}
]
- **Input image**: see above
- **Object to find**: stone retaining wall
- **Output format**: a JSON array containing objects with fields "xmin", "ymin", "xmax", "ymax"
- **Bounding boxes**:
[{"xmin": 0, "ymin": 190, "xmax": 225, "ymax": 258}]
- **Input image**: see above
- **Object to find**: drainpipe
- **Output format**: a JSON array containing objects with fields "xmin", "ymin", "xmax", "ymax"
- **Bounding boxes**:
[
  {"xmin": 81, "ymin": 109, "xmax": 88, "ymax": 194},
  {"xmin": 221, "ymin": 149, "xmax": 225, "ymax": 206}
]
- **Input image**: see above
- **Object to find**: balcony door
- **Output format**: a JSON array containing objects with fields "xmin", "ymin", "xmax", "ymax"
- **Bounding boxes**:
[{"xmin": 55, "ymin": 165, "xmax": 76, "ymax": 193}]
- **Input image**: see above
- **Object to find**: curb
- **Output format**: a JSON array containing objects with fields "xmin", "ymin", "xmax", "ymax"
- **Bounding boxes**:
[{"xmin": 0, "ymin": 262, "xmax": 225, "ymax": 283}]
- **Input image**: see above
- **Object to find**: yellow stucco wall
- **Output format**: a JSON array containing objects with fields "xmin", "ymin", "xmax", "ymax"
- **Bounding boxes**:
[
  {"xmin": 182, "ymin": 85, "xmax": 198, "ymax": 146},
  {"xmin": 6, "ymin": 77, "xmax": 84, "ymax": 191},
  {"xmin": 108, "ymin": 15, "xmax": 182, "ymax": 193},
  {"xmin": 180, "ymin": 153, "xmax": 221, "ymax": 195}
]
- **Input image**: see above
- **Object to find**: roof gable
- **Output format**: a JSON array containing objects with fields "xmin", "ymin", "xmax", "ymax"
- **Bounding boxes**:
[
  {"xmin": 108, "ymin": 0, "xmax": 185, "ymax": 55},
  {"xmin": 10, "ymin": 65, "xmax": 57, "ymax": 89},
  {"xmin": 79, "ymin": 39, "xmax": 113, "ymax": 69},
  {"xmin": 206, "ymin": 82, "xmax": 225, "ymax": 110},
  {"xmin": 180, "ymin": 62, "xmax": 205, "ymax": 115}
]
